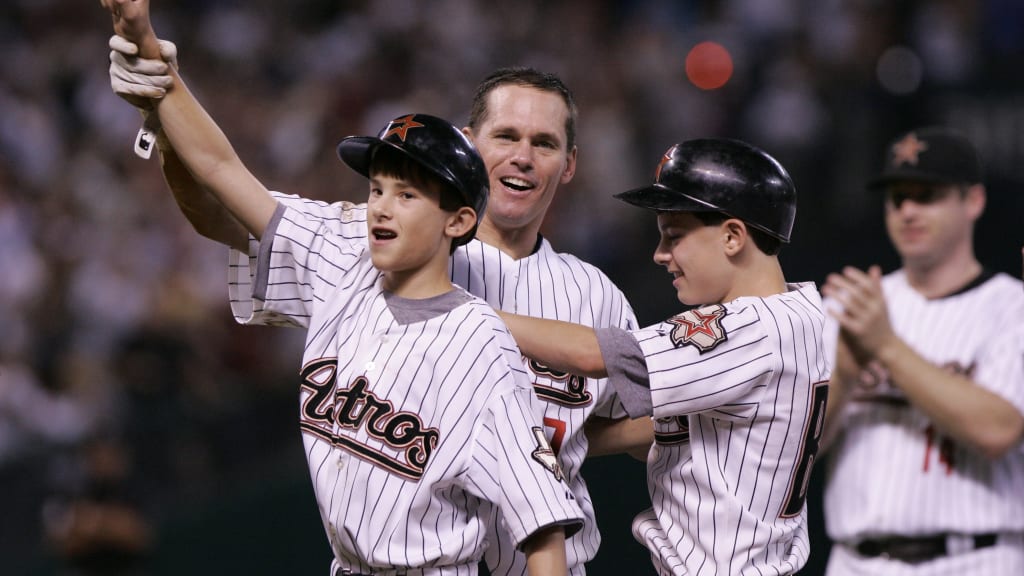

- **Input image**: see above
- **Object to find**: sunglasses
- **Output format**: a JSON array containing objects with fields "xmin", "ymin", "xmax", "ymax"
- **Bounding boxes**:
[{"xmin": 885, "ymin": 185, "xmax": 958, "ymax": 209}]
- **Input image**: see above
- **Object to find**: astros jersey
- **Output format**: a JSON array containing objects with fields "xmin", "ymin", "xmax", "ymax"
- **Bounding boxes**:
[
  {"xmin": 242, "ymin": 193, "xmax": 639, "ymax": 575},
  {"xmin": 452, "ymin": 237, "xmax": 638, "ymax": 575},
  {"xmin": 607, "ymin": 283, "xmax": 830, "ymax": 576},
  {"xmin": 229, "ymin": 202, "xmax": 583, "ymax": 575},
  {"xmin": 824, "ymin": 270, "xmax": 1024, "ymax": 543}
]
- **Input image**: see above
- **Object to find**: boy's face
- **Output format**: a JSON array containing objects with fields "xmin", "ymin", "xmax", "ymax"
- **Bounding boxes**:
[
  {"xmin": 467, "ymin": 85, "xmax": 577, "ymax": 236},
  {"xmin": 366, "ymin": 173, "xmax": 460, "ymax": 277},
  {"xmin": 653, "ymin": 212, "xmax": 733, "ymax": 306}
]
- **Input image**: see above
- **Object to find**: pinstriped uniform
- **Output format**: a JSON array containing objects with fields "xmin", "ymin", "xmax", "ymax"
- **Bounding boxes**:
[
  {"xmin": 244, "ymin": 193, "xmax": 639, "ymax": 575},
  {"xmin": 824, "ymin": 270, "xmax": 1024, "ymax": 575},
  {"xmin": 229, "ymin": 200, "xmax": 582, "ymax": 575},
  {"xmin": 452, "ymin": 237, "xmax": 638, "ymax": 576},
  {"xmin": 623, "ymin": 283, "xmax": 830, "ymax": 575}
]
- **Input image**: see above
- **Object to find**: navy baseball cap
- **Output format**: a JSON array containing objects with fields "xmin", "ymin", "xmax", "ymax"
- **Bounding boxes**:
[{"xmin": 868, "ymin": 126, "xmax": 983, "ymax": 190}]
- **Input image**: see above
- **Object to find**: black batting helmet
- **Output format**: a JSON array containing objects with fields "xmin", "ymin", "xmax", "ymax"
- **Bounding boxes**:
[
  {"xmin": 615, "ymin": 138, "xmax": 796, "ymax": 243},
  {"xmin": 337, "ymin": 113, "xmax": 489, "ymax": 246}
]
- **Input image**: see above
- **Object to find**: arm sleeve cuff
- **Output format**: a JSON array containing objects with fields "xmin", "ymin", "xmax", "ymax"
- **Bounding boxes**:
[{"xmin": 595, "ymin": 327, "xmax": 653, "ymax": 418}]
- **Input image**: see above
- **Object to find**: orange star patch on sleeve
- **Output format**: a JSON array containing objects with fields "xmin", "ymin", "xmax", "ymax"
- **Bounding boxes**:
[{"xmin": 667, "ymin": 304, "xmax": 727, "ymax": 353}]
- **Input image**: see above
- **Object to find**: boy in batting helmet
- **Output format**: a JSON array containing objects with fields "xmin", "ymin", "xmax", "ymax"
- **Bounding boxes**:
[
  {"xmin": 106, "ymin": 30, "xmax": 643, "ymax": 576},
  {"xmin": 101, "ymin": 1, "xmax": 586, "ymax": 575},
  {"xmin": 497, "ymin": 137, "xmax": 830, "ymax": 575}
]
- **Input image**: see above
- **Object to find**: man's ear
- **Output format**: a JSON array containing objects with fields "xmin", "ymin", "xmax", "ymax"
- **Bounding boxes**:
[
  {"xmin": 722, "ymin": 218, "xmax": 747, "ymax": 256},
  {"xmin": 446, "ymin": 207, "xmax": 477, "ymax": 239},
  {"xmin": 965, "ymin": 183, "xmax": 986, "ymax": 221},
  {"xmin": 560, "ymin": 145, "xmax": 578, "ymax": 184}
]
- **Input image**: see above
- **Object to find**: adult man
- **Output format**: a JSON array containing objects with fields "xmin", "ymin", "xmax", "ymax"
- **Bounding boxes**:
[
  {"xmin": 821, "ymin": 126, "xmax": 1024, "ymax": 574},
  {"xmin": 109, "ymin": 37, "xmax": 640, "ymax": 575}
]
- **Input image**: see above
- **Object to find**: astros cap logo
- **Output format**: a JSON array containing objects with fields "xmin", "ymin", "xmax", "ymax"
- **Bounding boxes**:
[{"xmin": 383, "ymin": 114, "xmax": 425, "ymax": 142}]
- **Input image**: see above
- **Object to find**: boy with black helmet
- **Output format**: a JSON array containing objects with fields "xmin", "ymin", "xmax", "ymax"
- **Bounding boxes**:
[{"xmin": 498, "ymin": 137, "xmax": 831, "ymax": 575}]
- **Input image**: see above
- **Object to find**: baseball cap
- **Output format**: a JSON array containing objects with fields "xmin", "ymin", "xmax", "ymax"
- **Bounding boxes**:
[{"xmin": 867, "ymin": 126, "xmax": 983, "ymax": 190}]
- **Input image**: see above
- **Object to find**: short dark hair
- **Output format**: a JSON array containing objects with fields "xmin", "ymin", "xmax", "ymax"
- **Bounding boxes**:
[
  {"xmin": 467, "ymin": 67, "xmax": 578, "ymax": 150},
  {"xmin": 692, "ymin": 212, "xmax": 782, "ymax": 256},
  {"xmin": 369, "ymin": 146, "xmax": 464, "ymax": 213}
]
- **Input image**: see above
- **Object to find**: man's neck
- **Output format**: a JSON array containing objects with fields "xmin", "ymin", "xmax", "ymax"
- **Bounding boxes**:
[
  {"xmin": 475, "ymin": 220, "xmax": 541, "ymax": 260},
  {"xmin": 903, "ymin": 248, "xmax": 982, "ymax": 299}
]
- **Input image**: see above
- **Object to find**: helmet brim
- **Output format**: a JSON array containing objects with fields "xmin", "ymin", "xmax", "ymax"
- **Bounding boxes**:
[
  {"xmin": 337, "ymin": 136, "xmax": 388, "ymax": 179},
  {"xmin": 614, "ymin": 183, "xmax": 722, "ymax": 213},
  {"xmin": 337, "ymin": 135, "xmax": 463, "ymax": 195},
  {"xmin": 614, "ymin": 183, "xmax": 792, "ymax": 242}
]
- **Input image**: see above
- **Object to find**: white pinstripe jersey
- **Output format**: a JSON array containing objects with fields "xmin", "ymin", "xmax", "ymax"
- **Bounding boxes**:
[
  {"xmin": 624, "ymin": 283, "xmax": 830, "ymax": 576},
  {"xmin": 242, "ymin": 193, "xmax": 639, "ymax": 575},
  {"xmin": 228, "ymin": 202, "xmax": 583, "ymax": 575},
  {"xmin": 824, "ymin": 270, "xmax": 1024, "ymax": 544}
]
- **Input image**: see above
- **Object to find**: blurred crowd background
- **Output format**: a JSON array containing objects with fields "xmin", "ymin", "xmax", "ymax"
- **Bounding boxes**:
[{"xmin": 2, "ymin": 1, "xmax": 1023, "ymax": 574}]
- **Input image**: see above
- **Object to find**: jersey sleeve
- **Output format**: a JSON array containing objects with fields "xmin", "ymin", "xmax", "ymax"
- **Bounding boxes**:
[
  {"xmin": 273, "ymin": 193, "xmax": 369, "ymax": 239},
  {"xmin": 589, "ymin": 282, "xmax": 640, "ymax": 420},
  {"xmin": 466, "ymin": 386, "xmax": 584, "ymax": 548},
  {"xmin": 229, "ymin": 193, "xmax": 368, "ymax": 324},
  {"xmin": 596, "ymin": 327, "xmax": 653, "ymax": 418},
  {"xmin": 821, "ymin": 296, "xmax": 842, "ymax": 375},
  {"xmin": 633, "ymin": 302, "xmax": 775, "ymax": 420},
  {"xmin": 231, "ymin": 203, "xmax": 367, "ymax": 328},
  {"xmin": 557, "ymin": 253, "xmax": 639, "ymax": 421},
  {"xmin": 975, "ymin": 307, "xmax": 1024, "ymax": 417}
]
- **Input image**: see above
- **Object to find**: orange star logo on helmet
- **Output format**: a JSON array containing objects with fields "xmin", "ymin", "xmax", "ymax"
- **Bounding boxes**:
[
  {"xmin": 891, "ymin": 133, "xmax": 928, "ymax": 167},
  {"xmin": 383, "ymin": 115, "xmax": 425, "ymax": 142},
  {"xmin": 655, "ymin": 146, "xmax": 676, "ymax": 180}
]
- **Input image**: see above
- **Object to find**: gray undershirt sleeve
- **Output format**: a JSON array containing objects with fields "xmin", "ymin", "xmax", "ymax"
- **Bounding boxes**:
[{"xmin": 595, "ymin": 327, "xmax": 653, "ymax": 418}]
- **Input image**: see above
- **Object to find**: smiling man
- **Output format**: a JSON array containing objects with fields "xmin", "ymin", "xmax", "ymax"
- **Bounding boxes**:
[{"xmin": 463, "ymin": 76, "xmax": 577, "ymax": 259}]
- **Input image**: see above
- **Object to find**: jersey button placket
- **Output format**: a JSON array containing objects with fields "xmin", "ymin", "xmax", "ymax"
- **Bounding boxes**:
[
  {"xmin": 364, "ymin": 333, "xmax": 388, "ymax": 373},
  {"xmin": 506, "ymin": 269, "xmax": 519, "ymax": 313}
]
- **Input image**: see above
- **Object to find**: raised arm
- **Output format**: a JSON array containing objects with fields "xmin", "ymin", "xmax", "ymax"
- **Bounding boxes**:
[
  {"xmin": 102, "ymin": 0, "xmax": 276, "ymax": 239},
  {"xmin": 109, "ymin": 35, "xmax": 248, "ymax": 251},
  {"xmin": 154, "ymin": 132, "xmax": 250, "ymax": 251}
]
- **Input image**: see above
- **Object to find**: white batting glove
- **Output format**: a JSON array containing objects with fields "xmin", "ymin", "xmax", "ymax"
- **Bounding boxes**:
[
  {"xmin": 109, "ymin": 34, "xmax": 178, "ymax": 103},
  {"xmin": 109, "ymin": 34, "xmax": 179, "ymax": 159}
]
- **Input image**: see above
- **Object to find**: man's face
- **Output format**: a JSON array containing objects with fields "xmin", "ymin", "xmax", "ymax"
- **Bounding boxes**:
[
  {"xmin": 467, "ymin": 85, "xmax": 577, "ymax": 238},
  {"xmin": 883, "ymin": 181, "xmax": 980, "ymax": 266}
]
